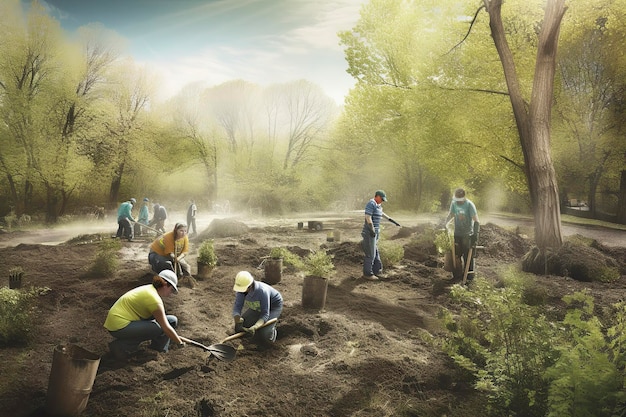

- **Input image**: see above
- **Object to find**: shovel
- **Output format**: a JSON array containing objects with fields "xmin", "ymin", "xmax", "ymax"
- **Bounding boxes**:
[
  {"xmin": 179, "ymin": 336, "xmax": 236, "ymax": 362},
  {"xmin": 221, "ymin": 318, "xmax": 278, "ymax": 343},
  {"xmin": 462, "ymin": 246, "xmax": 474, "ymax": 285}
]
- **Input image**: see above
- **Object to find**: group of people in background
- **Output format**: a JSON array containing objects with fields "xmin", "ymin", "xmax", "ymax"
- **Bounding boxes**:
[{"xmin": 115, "ymin": 198, "xmax": 199, "ymax": 241}]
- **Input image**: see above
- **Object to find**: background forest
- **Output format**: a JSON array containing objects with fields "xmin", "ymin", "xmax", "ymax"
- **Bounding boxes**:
[{"xmin": 0, "ymin": 0, "xmax": 624, "ymax": 224}]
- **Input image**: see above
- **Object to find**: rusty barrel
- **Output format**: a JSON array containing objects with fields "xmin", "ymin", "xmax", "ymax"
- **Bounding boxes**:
[{"xmin": 46, "ymin": 344, "xmax": 101, "ymax": 417}]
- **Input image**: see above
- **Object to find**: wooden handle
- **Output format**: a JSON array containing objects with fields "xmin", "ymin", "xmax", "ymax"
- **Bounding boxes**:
[{"xmin": 221, "ymin": 317, "xmax": 278, "ymax": 343}]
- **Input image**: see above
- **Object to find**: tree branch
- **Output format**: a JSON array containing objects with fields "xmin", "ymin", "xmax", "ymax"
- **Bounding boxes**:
[{"xmin": 447, "ymin": 5, "xmax": 486, "ymax": 54}]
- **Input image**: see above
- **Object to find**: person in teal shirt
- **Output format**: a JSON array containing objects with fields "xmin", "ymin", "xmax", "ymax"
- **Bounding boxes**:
[
  {"xmin": 116, "ymin": 198, "xmax": 136, "ymax": 241},
  {"xmin": 446, "ymin": 188, "xmax": 480, "ymax": 282}
]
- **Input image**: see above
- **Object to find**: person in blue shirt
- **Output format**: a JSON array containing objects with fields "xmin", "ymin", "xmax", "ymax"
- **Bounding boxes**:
[
  {"xmin": 361, "ymin": 190, "xmax": 399, "ymax": 280},
  {"xmin": 116, "ymin": 198, "xmax": 136, "ymax": 241},
  {"xmin": 231, "ymin": 271, "xmax": 283, "ymax": 348},
  {"xmin": 446, "ymin": 188, "xmax": 480, "ymax": 282}
]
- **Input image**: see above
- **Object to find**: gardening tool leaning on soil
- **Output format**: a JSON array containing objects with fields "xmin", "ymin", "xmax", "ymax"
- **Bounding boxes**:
[
  {"xmin": 445, "ymin": 188, "xmax": 480, "ymax": 283},
  {"xmin": 178, "ymin": 336, "xmax": 236, "ymax": 362},
  {"xmin": 231, "ymin": 271, "xmax": 283, "ymax": 347},
  {"xmin": 104, "ymin": 270, "xmax": 186, "ymax": 361},
  {"xmin": 222, "ymin": 318, "xmax": 278, "ymax": 343},
  {"xmin": 130, "ymin": 219, "xmax": 163, "ymax": 238}
]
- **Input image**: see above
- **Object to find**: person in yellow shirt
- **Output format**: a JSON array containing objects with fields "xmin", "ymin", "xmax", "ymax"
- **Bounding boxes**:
[
  {"xmin": 104, "ymin": 270, "xmax": 184, "ymax": 361},
  {"xmin": 148, "ymin": 223, "xmax": 191, "ymax": 277}
]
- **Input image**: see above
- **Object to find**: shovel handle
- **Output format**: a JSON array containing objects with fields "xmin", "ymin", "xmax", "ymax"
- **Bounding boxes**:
[{"xmin": 221, "ymin": 317, "xmax": 278, "ymax": 343}]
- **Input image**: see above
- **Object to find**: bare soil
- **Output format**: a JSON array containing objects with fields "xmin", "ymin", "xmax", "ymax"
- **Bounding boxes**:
[{"xmin": 0, "ymin": 213, "xmax": 625, "ymax": 417}]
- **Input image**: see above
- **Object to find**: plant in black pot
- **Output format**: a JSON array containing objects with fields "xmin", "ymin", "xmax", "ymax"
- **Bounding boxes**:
[
  {"xmin": 301, "ymin": 249, "xmax": 334, "ymax": 311},
  {"xmin": 196, "ymin": 239, "xmax": 217, "ymax": 280}
]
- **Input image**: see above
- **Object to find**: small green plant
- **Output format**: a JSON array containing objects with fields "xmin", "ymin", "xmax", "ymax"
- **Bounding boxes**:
[
  {"xmin": 269, "ymin": 247, "xmax": 304, "ymax": 269},
  {"xmin": 86, "ymin": 239, "xmax": 121, "ymax": 277},
  {"xmin": 378, "ymin": 241, "xmax": 404, "ymax": 267},
  {"xmin": 197, "ymin": 239, "xmax": 218, "ymax": 267},
  {"xmin": 303, "ymin": 250, "xmax": 334, "ymax": 278},
  {"xmin": 434, "ymin": 229, "xmax": 452, "ymax": 253},
  {"xmin": 0, "ymin": 286, "xmax": 49, "ymax": 345}
]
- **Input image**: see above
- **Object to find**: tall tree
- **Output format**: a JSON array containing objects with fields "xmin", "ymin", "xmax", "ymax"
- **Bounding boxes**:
[{"xmin": 481, "ymin": 0, "xmax": 567, "ymax": 252}]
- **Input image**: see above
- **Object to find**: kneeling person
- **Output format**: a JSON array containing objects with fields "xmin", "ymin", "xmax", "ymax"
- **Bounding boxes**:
[
  {"xmin": 232, "ymin": 271, "xmax": 283, "ymax": 347},
  {"xmin": 104, "ymin": 270, "xmax": 185, "ymax": 360}
]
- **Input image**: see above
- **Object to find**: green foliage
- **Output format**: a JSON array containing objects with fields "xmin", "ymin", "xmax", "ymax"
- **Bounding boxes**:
[
  {"xmin": 434, "ymin": 229, "xmax": 452, "ymax": 253},
  {"xmin": 303, "ymin": 250, "xmax": 335, "ymax": 278},
  {"xmin": 441, "ymin": 270, "xmax": 626, "ymax": 417},
  {"xmin": 0, "ymin": 287, "xmax": 49, "ymax": 346},
  {"xmin": 86, "ymin": 239, "xmax": 121, "ymax": 277},
  {"xmin": 197, "ymin": 239, "xmax": 218, "ymax": 267},
  {"xmin": 378, "ymin": 240, "xmax": 404, "ymax": 267},
  {"xmin": 269, "ymin": 247, "xmax": 304, "ymax": 270},
  {"xmin": 545, "ymin": 291, "xmax": 626, "ymax": 417},
  {"xmin": 440, "ymin": 273, "xmax": 557, "ymax": 416}
]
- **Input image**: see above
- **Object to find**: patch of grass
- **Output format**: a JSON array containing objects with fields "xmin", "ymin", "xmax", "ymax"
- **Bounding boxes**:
[
  {"xmin": 0, "ymin": 286, "xmax": 50, "ymax": 346},
  {"xmin": 379, "ymin": 241, "xmax": 404, "ymax": 267},
  {"xmin": 86, "ymin": 239, "xmax": 121, "ymax": 277}
]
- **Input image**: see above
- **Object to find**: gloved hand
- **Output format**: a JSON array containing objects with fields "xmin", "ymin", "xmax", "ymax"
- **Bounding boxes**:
[
  {"xmin": 470, "ymin": 222, "xmax": 480, "ymax": 247},
  {"xmin": 243, "ymin": 326, "xmax": 256, "ymax": 336},
  {"xmin": 368, "ymin": 226, "xmax": 376, "ymax": 238},
  {"xmin": 169, "ymin": 253, "xmax": 176, "ymax": 260},
  {"xmin": 234, "ymin": 316, "xmax": 244, "ymax": 332}
]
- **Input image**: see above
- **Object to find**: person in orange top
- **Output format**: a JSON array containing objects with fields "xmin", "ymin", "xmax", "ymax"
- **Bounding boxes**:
[{"xmin": 148, "ymin": 223, "xmax": 191, "ymax": 277}]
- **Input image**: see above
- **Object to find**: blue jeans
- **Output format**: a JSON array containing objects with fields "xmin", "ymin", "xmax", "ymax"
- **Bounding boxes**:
[
  {"xmin": 361, "ymin": 229, "xmax": 382, "ymax": 275},
  {"xmin": 109, "ymin": 315, "xmax": 178, "ymax": 354}
]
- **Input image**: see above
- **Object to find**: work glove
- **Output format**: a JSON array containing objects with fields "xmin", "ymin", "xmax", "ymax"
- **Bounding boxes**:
[
  {"xmin": 169, "ymin": 253, "xmax": 176, "ymax": 260},
  {"xmin": 234, "ymin": 316, "xmax": 244, "ymax": 332},
  {"xmin": 388, "ymin": 218, "xmax": 401, "ymax": 227},
  {"xmin": 368, "ymin": 226, "xmax": 376, "ymax": 238},
  {"xmin": 244, "ymin": 318, "xmax": 265, "ymax": 336},
  {"xmin": 471, "ymin": 222, "xmax": 480, "ymax": 247}
]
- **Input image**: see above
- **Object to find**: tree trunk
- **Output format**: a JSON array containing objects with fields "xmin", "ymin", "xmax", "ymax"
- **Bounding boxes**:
[
  {"xmin": 617, "ymin": 170, "xmax": 626, "ymax": 224},
  {"xmin": 486, "ymin": 0, "xmax": 565, "ymax": 251}
]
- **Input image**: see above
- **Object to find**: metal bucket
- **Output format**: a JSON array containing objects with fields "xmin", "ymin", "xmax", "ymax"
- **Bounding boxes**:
[{"xmin": 46, "ymin": 344, "xmax": 101, "ymax": 417}]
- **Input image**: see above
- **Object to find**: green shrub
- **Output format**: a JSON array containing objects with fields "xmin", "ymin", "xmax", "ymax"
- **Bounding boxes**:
[
  {"xmin": 86, "ymin": 239, "xmax": 121, "ymax": 277},
  {"xmin": 378, "ymin": 241, "xmax": 404, "ymax": 267},
  {"xmin": 0, "ymin": 287, "xmax": 49, "ymax": 346},
  {"xmin": 434, "ymin": 229, "xmax": 453, "ymax": 253},
  {"xmin": 440, "ymin": 272, "xmax": 557, "ymax": 417},
  {"xmin": 303, "ymin": 250, "xmax": 334, "ymax": 278},
  {"xmin": 197, "ymin": 239, "xmax": 218, "ymax": 267},
  {"xmin": 269, "ymin": 247, "xmax": 304, "ymax": 270},
  {"xmin": 544, "ymin": 291, "xmax": 626, "ymax": 417}
]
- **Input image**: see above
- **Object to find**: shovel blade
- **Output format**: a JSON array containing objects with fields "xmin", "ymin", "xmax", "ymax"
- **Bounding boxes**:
[{"xmin": 208, "ymin": 344, "xmax": 236, "ymax": 362}]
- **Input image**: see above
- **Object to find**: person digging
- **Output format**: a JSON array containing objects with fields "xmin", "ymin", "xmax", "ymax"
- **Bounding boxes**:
[
  {"xmin": 445, "ymin": 188, "xmax": 480, "ymax": 284},
  {"xmin": 230, "ymin": 271, "xmax": 283, "ymax": 349},
  {"xmin": 148, "ymin": 223, "xmax": 195, "ymax": 288}
]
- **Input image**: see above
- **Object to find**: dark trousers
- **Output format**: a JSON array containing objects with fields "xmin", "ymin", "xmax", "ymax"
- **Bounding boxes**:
[
  {"xmin": 116, "ymin": 218, "xmax": 133, "ymax": 239},
  {"xmin": 454, "ymin": 235, "xmax": 475, "ymax": 280}
]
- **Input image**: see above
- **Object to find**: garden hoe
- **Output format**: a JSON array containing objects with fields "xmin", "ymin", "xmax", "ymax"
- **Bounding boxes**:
[
  {"xmin": 179, "ymin": 336, "xmax": 236, "ymax": 362},
  {"xmin": 221, "ymin": 318, "xmax": 278, "ymax": 343}
]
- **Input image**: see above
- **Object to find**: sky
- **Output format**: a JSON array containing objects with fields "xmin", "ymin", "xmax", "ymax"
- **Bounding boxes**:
[{"xmin": 36, "ymin": 0, "xmax": 367, "ymax": 104}]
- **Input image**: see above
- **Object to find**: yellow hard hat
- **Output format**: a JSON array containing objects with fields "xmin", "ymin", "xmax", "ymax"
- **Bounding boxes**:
[{"xmin": 233, "ymin": 271, "xmax": 254, "ymax": 292}]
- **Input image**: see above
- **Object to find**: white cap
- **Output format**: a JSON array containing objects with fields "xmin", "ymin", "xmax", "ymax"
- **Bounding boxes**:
[{"xmin": 159, "ymin": 270, "xmax": 178, "ymax": 293}]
